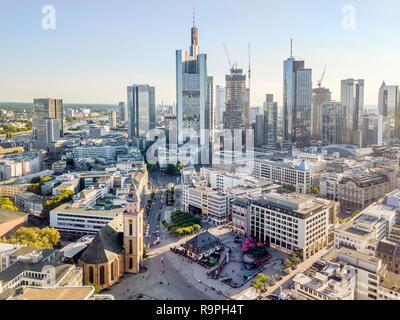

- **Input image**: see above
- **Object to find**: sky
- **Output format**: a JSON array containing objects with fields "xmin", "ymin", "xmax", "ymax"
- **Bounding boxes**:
[{"xmin": 1, "ymin": 0, "xmax": 400, "ymax": 106}]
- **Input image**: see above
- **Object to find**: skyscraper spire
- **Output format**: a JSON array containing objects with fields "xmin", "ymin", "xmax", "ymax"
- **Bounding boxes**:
[
  {"xmin": 290, "ymin": 38, "xmax": 293, "ymax": 58},
  {"xmin": 190, "ymin": 10, "xmax": 198, "ymax": 57}
]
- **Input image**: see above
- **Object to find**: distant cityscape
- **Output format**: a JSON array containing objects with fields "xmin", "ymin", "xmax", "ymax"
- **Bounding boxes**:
[{"xmin": 2, "ymin": 7, "xmax": 400, "ymax": 304}]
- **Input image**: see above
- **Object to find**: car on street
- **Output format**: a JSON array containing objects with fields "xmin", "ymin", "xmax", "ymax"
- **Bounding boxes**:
[{"xmin": 267, "ymin": 295, "xmax": 279, "ymax": 300}]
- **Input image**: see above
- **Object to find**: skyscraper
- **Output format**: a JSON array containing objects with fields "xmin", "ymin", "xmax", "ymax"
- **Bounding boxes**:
[
  {"xmin": 254, "ymin": 114, "xmax": 264, "ymax": 148},
  {"xmin": 119, "ymin": 101, "xmax": 128, "ymax": 122},
  {"xmin": 283, "ymin": 56, "xmax": 312, "ymax": 148},
  {"xmin": 36, "ymin": 118, "xmax": 60, "ymax": 150},
  {"xmin": 263, "ymin": 94, "xmax": 278, "ymax": 147},
  {"xmin": 33, "ymin": 98, "xmax": 63, "ymax": 138},
  {"xmin": 340, "ymin": 79, "xmax": 364, "ymax": 146},
  {"xmin": 321, "ymin": 102, "xmax": 343, "ymax": 146},
  {"xmin": 176, "ymin": 18, "xmax": 211, "ymax": 163},
  {"xmin": 109, "ymin": 110, "xmax": 117, "ymax": 129},
  {"xmin": 377, "ymin": 83, "xmax": 399, "ymax": 141},
  {"xmin": 215, "ymin": 85, "xmax": 226, "ymax": 129},
  {"xmin": 207, "ymin": 76, "xmax": 214, "ymax": 140},
  {"xmin": 223, "ymin": 68, "xmax": 247, "ymax": 131},
  {"xmin": 127, "ymin": 85, "xmax": 156, "ymax": 142},
  {"xmin": 311, "ymin": 87, "xmax": 331, "ymax": 138}
]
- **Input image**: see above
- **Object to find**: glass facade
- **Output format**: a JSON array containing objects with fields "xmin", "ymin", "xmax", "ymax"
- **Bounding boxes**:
[
  {"xmin": 283, "ymin": 58, "xmax": 312, "ymax": 147},
  {"xmin": 33, "ymin": 98, "xmax": 63, "ymax": 138},
  {"xmin": 127, "ymin": 85, "xmax": 156, "ymax": 142}
]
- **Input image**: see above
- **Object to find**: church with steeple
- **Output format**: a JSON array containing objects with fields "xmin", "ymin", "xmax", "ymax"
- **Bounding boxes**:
[{"xmin": 78, "ymin": 185, "xmax": 144, "ymax": 289}]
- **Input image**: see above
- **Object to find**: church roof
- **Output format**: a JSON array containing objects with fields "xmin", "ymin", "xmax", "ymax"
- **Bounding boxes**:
[{"xmin": 79, "ymin": 214, "xmax": 124, "ymax": 265}]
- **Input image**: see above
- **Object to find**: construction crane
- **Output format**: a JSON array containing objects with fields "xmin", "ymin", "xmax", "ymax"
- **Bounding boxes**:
[
  {"xmin": 223, "ymin": 44, "xmax": 234, "ymax": 112},
  {"xmin": 316, "ymin": 65, "xmax": 327, "ymax": 135},
  {"xmin": 247, "ymin": 42, "xmax": 251, "ymax": 130}
]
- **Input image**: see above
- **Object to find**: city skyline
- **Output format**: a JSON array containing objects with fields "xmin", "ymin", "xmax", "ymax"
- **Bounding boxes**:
[{"xmin": 1, "ymin": 0, "xmax": 400, "ymax": 106}]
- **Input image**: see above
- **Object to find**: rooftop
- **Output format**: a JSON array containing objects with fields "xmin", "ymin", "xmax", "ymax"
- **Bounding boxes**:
[
  {"xmin": 7, "ymin": 286, "xmax": 94, "ymax": 300},
  {"xmin": 0, "ymin": 209, "xmax": 28, "ymax": 225}
]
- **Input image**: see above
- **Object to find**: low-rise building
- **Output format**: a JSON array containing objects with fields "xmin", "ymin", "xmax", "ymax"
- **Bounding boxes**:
[
  {"xmin": 182, "ymin": 231, "xmax": 222, "ymax": 261},
  {"xmin": 14, "ymin": 191, "xmax": 45, "ymax": 216},
  {"xmin": 251, "ymin": 159, "xmax": 313, "ymax": 194},
  {"xmin": 0, "ymin": 246, "xmax": 82, "ymax": 299},
  {"xmin": 293, "ymin": 261, "xmax": 356, "ymax": 300},
  {"xmin": 337, "ymin": 172, "xmax": 391, "ymax": 210},
  {"xmin": 0, "ymin": 209, "xmax": 28, "ymax": 239},
  {"xmin": 50, "ymin": 202, "xmax": 125, "ymax": 236}
]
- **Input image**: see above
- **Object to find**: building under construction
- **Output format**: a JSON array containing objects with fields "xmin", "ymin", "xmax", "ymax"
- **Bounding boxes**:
[{"xmin": 223, "ymin": 68, "xmax": 248, "ymax": 131}]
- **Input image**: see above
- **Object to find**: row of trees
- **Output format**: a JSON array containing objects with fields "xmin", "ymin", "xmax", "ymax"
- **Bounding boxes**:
[
  {"xmin": 0, "ymin": 227, "xmax": 60, "ymax": 248},
  {"xmin": 41, "ymin": 189, "xmax": 75, "ymax": 218},
  {"xmin": 162, "ymin": 210, "xmax": 202, "ymax": 235},
  {"xmin": 0, "ymin": 197, "xmax": 19, "ymax": 211},
  {"xmin": 26, "ymin": 176, "xmax": 53, "ymax": 195}
]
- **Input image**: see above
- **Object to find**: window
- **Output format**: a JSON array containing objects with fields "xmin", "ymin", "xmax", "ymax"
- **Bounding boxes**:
[
  {"xmin": 111, "ymin": 262, "xmax": 114, "ymax": 281},
  {"xmin": 99, "ymin": 266, "xmax": 105, "ymax": 286},
  {"xmin": 89, "ymin": 266, "xmax": 94, "ymax": 283},
  {"xmin": 129, "ymin": 240, "xmax": 133, "ymax": 254},
  {"xmin": 129, "ymin": 220, "xmax": 133, "ymax": 236},
  {"xmin": 129, "ymin": 258, "xmax": 133, "ymax": 270}
]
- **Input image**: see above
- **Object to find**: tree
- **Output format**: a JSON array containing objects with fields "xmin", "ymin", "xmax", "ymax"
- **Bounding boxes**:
[
  {"xmin": 291, "ymin": 254, "xmax": 301, "ymax": 265},
  {"xmin": 0, "ymin": 227, "xmax": 60, "ymax": 248},
  {"xmin": 86, "ymin": 282, "xmax": 102, "ymax": 294},
  {"xmin": 313, "ymin": 187, "xmax": 319, "ymax": 195},
  {"xmin": 41, "ymin": 189, "xmax": 75, "ymax": 218},
  {"xmin": 284, "ymin": 259, "xmax": 292, "ymax": 269},
  {"xmin": 251, "ymin": 273, "xmax": 271, "ymax": 293},
  {"xmin": 0, "ymin": 197, "xmax": 19, "ymax": 211}
]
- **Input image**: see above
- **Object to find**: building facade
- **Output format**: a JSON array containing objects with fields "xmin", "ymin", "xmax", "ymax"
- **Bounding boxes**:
[
  {"xmin": 283, "ymin": 56, "xmax": 312, "ymax": 148},
  {"xmin": 33, "ymin": 98, "xmax": 63, "ymax": 138}
]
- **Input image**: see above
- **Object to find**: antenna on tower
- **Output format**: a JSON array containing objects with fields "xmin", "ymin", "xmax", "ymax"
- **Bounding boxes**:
[
  {"xmin": 193, "ymin": 8, "xmax": 195, "ymax": 27},
  {"xmin": 290, "ymin": 38, "xmax": 293, "ymax": 58}
]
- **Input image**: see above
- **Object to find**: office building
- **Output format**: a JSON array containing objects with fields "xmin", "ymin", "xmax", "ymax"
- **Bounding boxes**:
[
  {"xmin": 36, "ymin": 118, "xmax": 60, "ymax": 150},
  {"xmin": 377, "ymin": 82, "xmax": 394, "ymax": 145},
  {"xmin": 176, "ymin": 19, "xmax": 211, "ymax": 163},
  {"xmin": 127, "ymin": 84, "xmax": 156, "ymax": 142},
  {"xmin": 321, "ymin": 101, "xmax": 344, "ymax": 146},
  {"xmin": 254, "ymin": 114, "xmax": 264, "ymax": 147},
  {"xmin": 311, "ymin": 87, "xmax": 331, "ymax": 138},
  {"xmin": 341, "ymin": 79, "xmax": 364, "ymax": 146},
  {"xmin": 215, "ymin": 85, "xmax": 226, "ymax": 129},
  {"xmin": 283, "ymin": 55, "xmax": 312, "ymax": 148},
  {"xmin": 223, "ymin": 68, "xmax": 248, "ymax": 131},
  {"xmin": 33, "ymin": 98, "xmax": 63, "ymax": 138},
  {"xmin": 109, "ymin": 110, "xmax": 117, "ymax": 129},
  {"xmin": 263, "ymin": 94, "xmax": 278, "ymax": 147},
  {"xmin": 249, "ymin": 193, "xmax": 335, "ymax": 259},
  {"xmin": 118, "ymin": 101, "xmax": 128, "ymax": 122},
  {"xmin": 252, "ymin": 159, "xmax": 313, "ymax": 194}
]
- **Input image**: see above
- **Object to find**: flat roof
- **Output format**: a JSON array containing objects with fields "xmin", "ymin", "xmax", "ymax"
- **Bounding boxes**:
[
  {"xmin": 8, "ymin": 286, "xmax": 94, "ymax": 300},
  {"xmin": 254, "ymin": 193, "xmax": 330, "ymax": 216},
  {"xmin": 51, "ymin": 202, "xmax": 124, "ymax": 217},
  {"xmin": 0, "ymin": 209, "xmax": 28, "ymax": 224}
]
